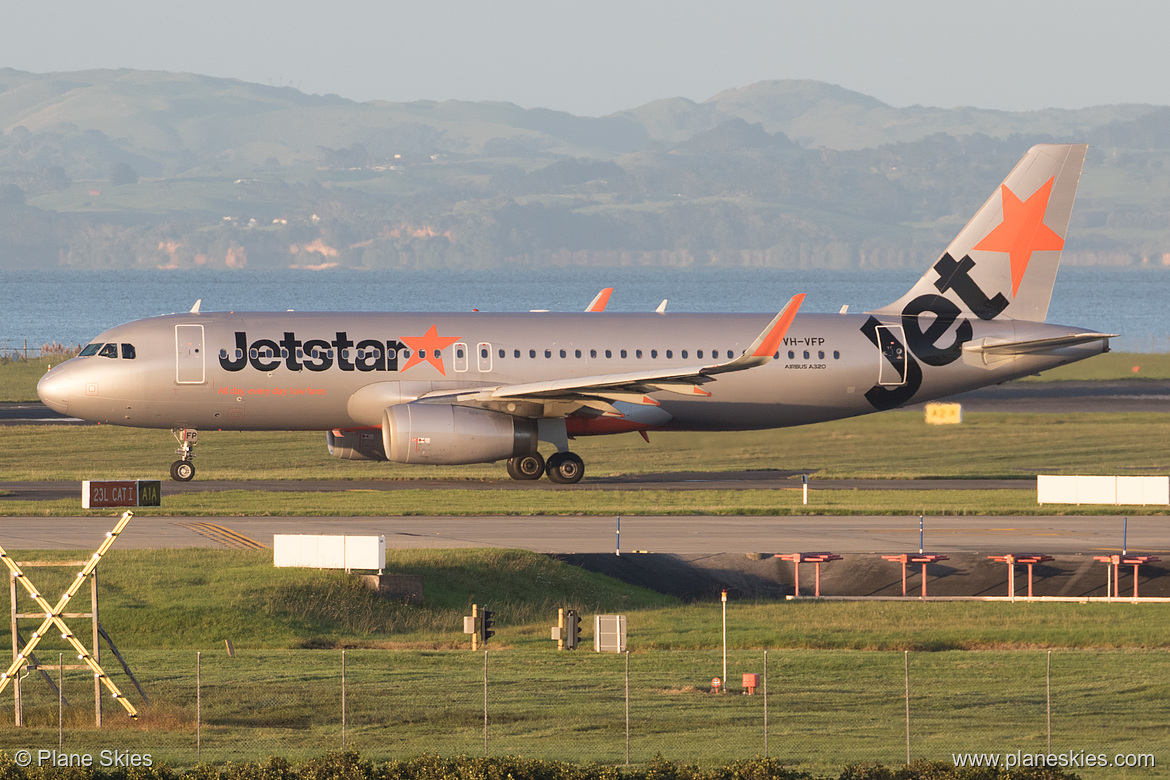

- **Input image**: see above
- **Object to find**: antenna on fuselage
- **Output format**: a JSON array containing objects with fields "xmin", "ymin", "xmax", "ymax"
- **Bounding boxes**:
[{"xmin": 189, "ymin": 299, "xmax": 202, "ymax": 314}]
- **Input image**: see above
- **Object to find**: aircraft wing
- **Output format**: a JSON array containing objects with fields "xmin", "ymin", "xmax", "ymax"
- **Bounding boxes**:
[{"xmin": 419, "ymin": 294, "xmax": 805, "ymax": 411}]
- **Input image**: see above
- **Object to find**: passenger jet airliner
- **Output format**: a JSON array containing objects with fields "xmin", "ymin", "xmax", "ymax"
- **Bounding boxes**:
[{"xmin": 38, "ymin": 144, "xmax": 1114, "ymax": 484}]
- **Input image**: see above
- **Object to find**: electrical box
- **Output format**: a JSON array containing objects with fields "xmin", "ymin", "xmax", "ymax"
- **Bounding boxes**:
[{"xmin": 594, "ymin": 614, "xmax": 626, "ymax": 652}]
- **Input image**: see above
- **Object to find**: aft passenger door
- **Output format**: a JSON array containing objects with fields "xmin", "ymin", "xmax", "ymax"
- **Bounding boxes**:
[
  {"xmin": 875, "ymin": 325, "xmax": 907, "ymax": 387},
  {"xmin": 176, "ymin": 325, "xmax": 206, "ymax": 384}
]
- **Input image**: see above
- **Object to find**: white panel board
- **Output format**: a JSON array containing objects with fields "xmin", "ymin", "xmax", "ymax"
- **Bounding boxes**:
[
  {"xmin": 1117, "ymin": 476, "xmax": 1170, "ymax": 506},
  {"xmin": 1078, "ymin": 476, "xmax": 1117, "ymax": 505},
  {"xmin": 273, "ymin": 534, "xmax": 386, "ymax": 570},
  {"xmin": 1037, "ymin": 475, "xmax": 1078, "ymax": 505},
  {"xmin": 1038, "ymin": 476, "xmax": 1169, "ymax": 506}
]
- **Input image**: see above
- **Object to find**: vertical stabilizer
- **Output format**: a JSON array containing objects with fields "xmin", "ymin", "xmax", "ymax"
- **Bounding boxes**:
[{"xmin": 876, "ymin": 144, "xmax": 1087, "ymax": 323}]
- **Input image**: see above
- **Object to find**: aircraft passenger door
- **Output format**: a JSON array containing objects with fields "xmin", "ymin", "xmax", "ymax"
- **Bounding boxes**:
[
  {"xmin": 175, "ymin": 324, "xmax": 206, "ymax": 384},
  {"xmin": 477, "ymin": 342, "xmax": 493, "ymax": 373},
  {"xmin": 453, "ymin": 342, "xmax": 469, "ymax": 373},
  {"xmin": 875, "ymin": 325, "xmax": 907, "ymax": 387}
]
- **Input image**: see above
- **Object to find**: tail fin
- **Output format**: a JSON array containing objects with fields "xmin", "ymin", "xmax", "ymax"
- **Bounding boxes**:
[{"xmin": 876, "ymin": 143, "xmax": 1087, "ymax": 323}]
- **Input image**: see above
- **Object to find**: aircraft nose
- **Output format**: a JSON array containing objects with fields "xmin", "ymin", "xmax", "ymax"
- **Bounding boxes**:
[{"xmin": 37, "ymin": 366, "xmax": 73, "ymax": 415}]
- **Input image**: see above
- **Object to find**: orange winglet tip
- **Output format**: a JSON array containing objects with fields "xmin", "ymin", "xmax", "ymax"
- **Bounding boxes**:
[
  {"xmin": 753, "ymin": 293, "xmax": 805, "ymax": 358},
  {"xmin": 586, "ymin": 287, "xmax": 614, "ymax": 312}
]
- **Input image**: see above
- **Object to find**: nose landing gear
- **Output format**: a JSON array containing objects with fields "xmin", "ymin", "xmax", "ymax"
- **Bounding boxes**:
[{"xmin": 170, "ymin": 428, "xmax": 197, "ymax": 482}]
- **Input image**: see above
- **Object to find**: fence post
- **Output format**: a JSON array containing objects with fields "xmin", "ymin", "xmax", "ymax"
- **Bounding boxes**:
[
  {"xmin": 58, "ymin": 653, "xmax": 64, "ymax": 749},
  {"xmin": 763, "ymin": 650, "xmax": 769, "ymax": 758},
  {"xmin": 483, "ymin": 650, "xmax": 488, "ymax": 757},
  {"xmin": 1046, "ymin": 650, "xmax": 1052, "ymax": 753},
  {"xmin": 196, "ymin": 651, "xmax": 202, "ymax": 763},
  {"xmin": 904, "ymin": 650, "xmax": 910, "ymax": 765},
  {"xmin": 625, "ymin": 650, "xmax": 630, "ymax": 766},
  {"xmin": 341, "ymin": 649, "xmax": 347, "ymax": 751}
]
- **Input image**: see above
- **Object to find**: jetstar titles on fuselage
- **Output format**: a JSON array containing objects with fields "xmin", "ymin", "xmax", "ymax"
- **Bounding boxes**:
[{"xmin": 220, "ymin": 331, "xmax": 416, "ymax": 373}]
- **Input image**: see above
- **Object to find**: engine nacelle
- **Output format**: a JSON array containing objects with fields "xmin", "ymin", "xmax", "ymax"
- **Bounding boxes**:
[
  {"xmin": 326, "ymin": 429, "xmax": 388, "ymax": 461},
  {"xmin": 382, "ymin": 403, "xmax": 537, "ymax": 465}
]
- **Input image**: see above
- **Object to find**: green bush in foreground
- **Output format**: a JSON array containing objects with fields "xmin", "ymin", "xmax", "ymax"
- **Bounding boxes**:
[{"xmin": 0, "ymin": 752, "xmax": 1082, "ymax": 780}]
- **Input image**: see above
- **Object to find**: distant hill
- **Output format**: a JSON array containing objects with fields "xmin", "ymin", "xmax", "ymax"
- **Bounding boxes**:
[{"xmin": 1, "ymin": 68, "xmax": 1169, "ymax": 271}]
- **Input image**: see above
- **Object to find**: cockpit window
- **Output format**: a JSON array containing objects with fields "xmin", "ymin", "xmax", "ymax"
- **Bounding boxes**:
[
  {"xmin": 121, "ymin": 343, "xmax": 136, "ymax": 360},
  {"xmin": 98, "ymin": 343, "xmax": 118, "ymax": 359},
  {"xmin": 79, "ymin": 343, "xmax": 102, "ymax": 357}
]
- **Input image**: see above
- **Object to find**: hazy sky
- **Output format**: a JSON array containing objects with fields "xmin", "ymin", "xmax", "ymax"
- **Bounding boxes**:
[{"xmin": 7, "ymin": 1, "xmax": 1170, "ymax": 117}]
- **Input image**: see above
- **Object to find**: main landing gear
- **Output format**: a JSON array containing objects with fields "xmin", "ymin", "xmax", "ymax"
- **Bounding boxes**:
[
  {"xmin": 170, "ymin": 428, "xmax": 198, "ymax": 482},
  {"xmin": 506, "ymin": 452, "xmax": 545, "ymax": 480},
  {"xmin": 506, "ymin": 451, "xmax": 585, "ymax": 484},
  {"xmin": 545, "ymin": 452, "xmax": 584, "ymax": 484}
]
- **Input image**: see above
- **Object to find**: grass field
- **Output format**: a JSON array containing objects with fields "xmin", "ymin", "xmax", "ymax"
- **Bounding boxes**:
[
  {"xmin": 3, "ymin": 358, "xmax": 1169, "ymax": 773},
  {"xmin": 6, "ymin": 411, "xmax": 1170, "ymax": 485},
  {"xmin": 2, "ymin": 646, "xmax": 1164, "ymax": 774},
  {"xmin": 3, "ymin": 409, "xmax": 1170, "ymax": 516},
  {"xmin": 6, "ymin": 548, "xmax": 1169, "ymax": 653},
  {"xmin": 0, "ymin": 550, "xmax": 1166, "ymax": 774}
]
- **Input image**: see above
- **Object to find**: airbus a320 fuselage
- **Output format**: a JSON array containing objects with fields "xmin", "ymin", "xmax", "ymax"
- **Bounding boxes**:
[{"xmin": 38, "ymin": 144, "xmax": 1114, "ymax": 484}]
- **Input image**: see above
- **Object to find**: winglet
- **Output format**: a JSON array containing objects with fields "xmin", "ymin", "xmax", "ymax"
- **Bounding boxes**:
[
  {"xmin": 703, "ymin": 293, "xmax": 805, "ymax": 375},
  {"xmin": 189, "ymin": 299, "xmax": 202, "ymax": 314},
  {"xmin": 586, "ymin": 288, "xmax": 614, "ymax": 312},
  {"xmin": 750, "ymin": 293, "xmax": 805, "ymax": 357}
]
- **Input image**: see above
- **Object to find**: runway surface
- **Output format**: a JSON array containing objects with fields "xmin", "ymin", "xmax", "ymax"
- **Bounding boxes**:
[{"xmin": 0, "ymin": 514, "xmax": 1162, "ymax": 556}]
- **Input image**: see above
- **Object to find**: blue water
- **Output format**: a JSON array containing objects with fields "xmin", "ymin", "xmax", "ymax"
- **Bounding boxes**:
[{"xmin": 2, "ymin": 266, "xmax": 1167, "ymax": 352}]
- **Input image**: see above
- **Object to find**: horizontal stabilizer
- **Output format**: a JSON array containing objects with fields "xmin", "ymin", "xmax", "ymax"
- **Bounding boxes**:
[{"xmin": 963, "ymin": 332, "xmax": 1117, "ymax": 356}]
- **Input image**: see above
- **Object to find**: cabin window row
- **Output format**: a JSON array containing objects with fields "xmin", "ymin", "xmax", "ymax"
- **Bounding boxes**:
[
  {"xmin": 787, "ymin": 350, "xmax": 841, "ymax": 360},
  {"xmin": 465, "ymin": 347, "xmax": 744, "ymax": 360}
]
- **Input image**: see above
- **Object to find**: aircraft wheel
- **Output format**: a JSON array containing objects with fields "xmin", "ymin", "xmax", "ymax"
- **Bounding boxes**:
[
  {"xmin": 507, "ymin": 453, "xmax": 546, "ymax": 480},
  {"xmin": 170, "ymin": 460, "xmax": 195, "ymax": 482},
  {"xmin": 546, "ymin": 451, "xmax": 584, "ymax": 484}
]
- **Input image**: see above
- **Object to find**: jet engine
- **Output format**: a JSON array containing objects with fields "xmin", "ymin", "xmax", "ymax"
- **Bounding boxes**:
[
  {"xmin": 326, "ymin": 429, "xmax": 388, "ymax": 461},
  {"xmin": 382, "ymin": 403, "xmax": 538, "ymax": 465}
]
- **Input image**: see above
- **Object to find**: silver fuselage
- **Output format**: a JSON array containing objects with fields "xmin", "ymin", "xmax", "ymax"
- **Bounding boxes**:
[{"xmin": 38, "ymin": 309, "xmax": 1107, "ymax": 432}]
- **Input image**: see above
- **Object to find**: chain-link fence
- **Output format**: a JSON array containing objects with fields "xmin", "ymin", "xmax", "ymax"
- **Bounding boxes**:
[
  {"xmin": 0, "ymin": 649, "xmax": 1165, "ymax": 776},
  {"xmin": 0, "ymin": 342, "xmax": 78, "ymax": 362}
]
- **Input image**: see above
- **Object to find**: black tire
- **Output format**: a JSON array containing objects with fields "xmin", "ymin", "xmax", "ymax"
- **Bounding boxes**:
[
  {"xmin": 545, "ymin": 451, "xmax": 584, "ymax": 484},
  {"xmin": 507, "ymin": 453, "xmax": 546, "ymax": 481},
  {"xmin": 171, "ymin": 460, "xmax": 195, "ymax": 482}
]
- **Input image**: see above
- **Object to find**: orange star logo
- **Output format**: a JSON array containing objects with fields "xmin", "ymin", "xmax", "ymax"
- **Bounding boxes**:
[
  {"xmin": 399, "ymin": 325, "xmax": 460, "ymax": 375},
  {"xmin": 972, "ymin": 177, "xmax": 1064, "ymax": 298}
]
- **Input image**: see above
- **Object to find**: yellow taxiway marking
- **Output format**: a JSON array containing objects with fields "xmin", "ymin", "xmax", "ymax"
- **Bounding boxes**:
[{"xmin": 174, "ymin": 522, "xmax": 267, "ymax": 550}]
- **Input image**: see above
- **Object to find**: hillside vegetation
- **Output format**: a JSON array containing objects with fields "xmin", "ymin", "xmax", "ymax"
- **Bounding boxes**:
[{"xmin": 2, "ymin": 69, "xmax": 1170, "ymax": 271}]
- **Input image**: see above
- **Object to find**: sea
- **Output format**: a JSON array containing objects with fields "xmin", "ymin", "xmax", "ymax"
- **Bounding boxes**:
[{"xmin": 2, "ymin": 265, "xmax": 1168, "ymax": 353}]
